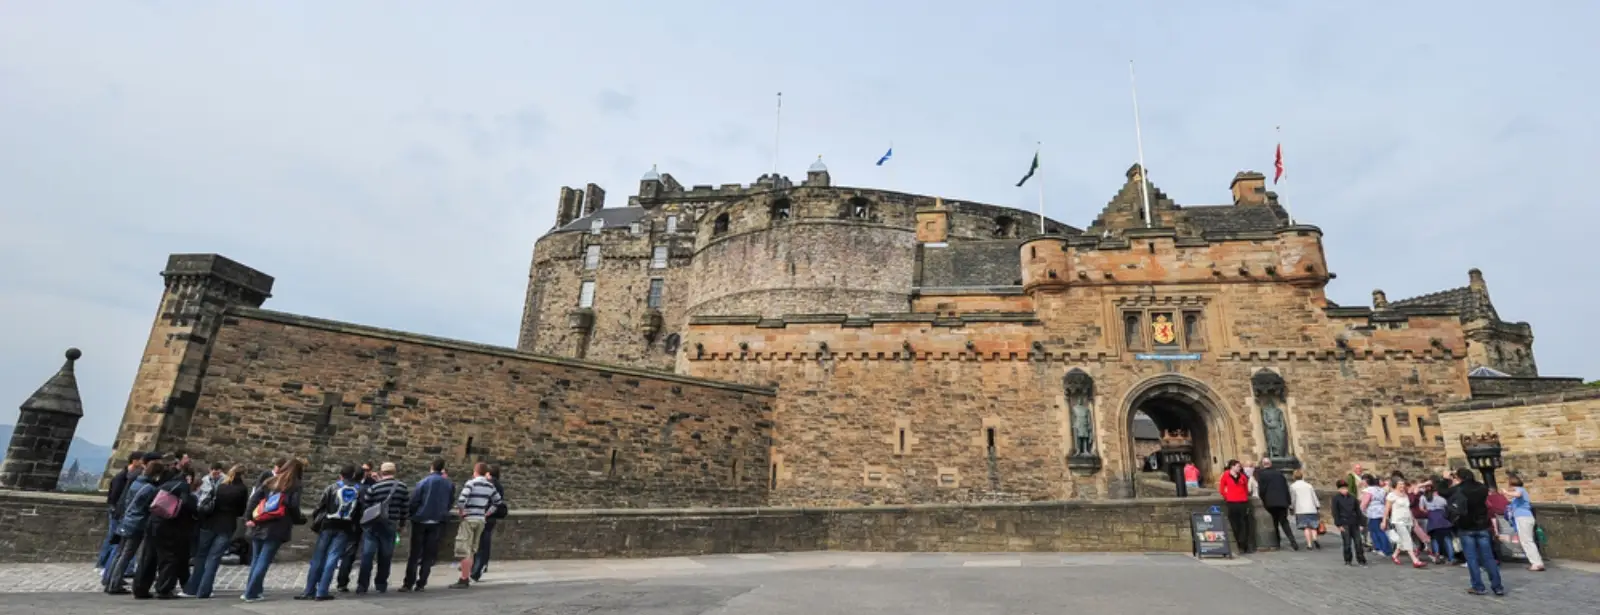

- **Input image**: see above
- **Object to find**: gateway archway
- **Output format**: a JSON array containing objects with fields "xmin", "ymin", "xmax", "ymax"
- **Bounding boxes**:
[{"xmin": 1123, "ymin": 375, "xmax": 1235, "ymax": 492}]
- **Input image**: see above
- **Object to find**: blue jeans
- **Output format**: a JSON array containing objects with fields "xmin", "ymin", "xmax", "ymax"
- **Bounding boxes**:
[
  {"xmin": 96, "ymin": 511, "xmax": 118, "ymax": 568},
  {"xmin": 358, "ymin": 524, "xmax": 397, "ymax": 592},
  {"xmin": 304, "ymin": 531, "xmax": 351, "ymax": 598},
  {"xmin": 1428, "ymin": 528, "xmax": 1456, "ymax": 562},
  {"xmin": 1366, "ymin": 518, "xmax": 1392, "ymax": 555},
  {"xmin": 243, "ymin": 538, "xmax": 283, "ymax": 600},
  {"xmin": 184, "ymin": 529, "xmax": 233, "ymax": 598},
  {"xmin": 1460, "ymin": 529, "xmax": 1504, "ymax": 594}
]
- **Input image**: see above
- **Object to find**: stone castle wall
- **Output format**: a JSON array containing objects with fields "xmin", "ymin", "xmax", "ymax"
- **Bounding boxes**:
[
  {"xmin": 519, "ymin": 181, "xmax": 1072, "ymax": 372},
  {"xmin": 138, "ymin": 305, "xmax": 776, "ymax": 508},
  {"xmin": 682, "ymin": 306, "xmax": 1465, "ymax": 506},
  {"xmin": 1439, "ymin": 387, "xmax": 1600, "ymax": 505}
]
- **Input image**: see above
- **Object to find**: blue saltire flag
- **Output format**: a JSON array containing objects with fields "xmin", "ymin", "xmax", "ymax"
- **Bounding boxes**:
[{"xmin": 876, "ymin": 147, "xmax": 893, "ymax": 166}]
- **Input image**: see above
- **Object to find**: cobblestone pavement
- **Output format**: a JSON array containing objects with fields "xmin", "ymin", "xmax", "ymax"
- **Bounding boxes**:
[{"xmin": 0, "ymin": 550, "xmax": 1592, "ymax": 614}]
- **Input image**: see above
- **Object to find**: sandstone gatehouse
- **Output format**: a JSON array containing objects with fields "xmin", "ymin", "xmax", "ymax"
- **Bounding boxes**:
[{"xmin": 104, "ymin": 161, "xmax": 1590, "ymax": 508}]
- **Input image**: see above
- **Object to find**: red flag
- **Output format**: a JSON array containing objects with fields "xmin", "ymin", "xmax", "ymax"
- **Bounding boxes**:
[{"xmin": 1273, "ymin": 143, "xmax": 1284, "ymax": 184}]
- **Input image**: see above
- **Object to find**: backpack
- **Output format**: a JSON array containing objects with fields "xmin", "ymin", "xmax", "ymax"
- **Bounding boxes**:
[
  {"xmin": 150, "ymin": 484, "xmax": 182, "ymax": 520},
  {"xmin": 253, "ymin": 491, "xmax": 287, "ymax": 523},
  {"xmin": 195, "ymin": 475, "xmax": 219, "ymax": 516},
  {"xmin": 327, "ymin": 482, "xmax": 360, "ymax": 521},
  {"xmin": 1445, "ymin": 488, "xmax": 1468, "ymax": 524}
]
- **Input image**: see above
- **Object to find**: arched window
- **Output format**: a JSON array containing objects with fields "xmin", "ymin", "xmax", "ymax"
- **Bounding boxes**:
[
  {"xmin": 770, "ymin": 198, "xmax": 792, "ymax": 222},
  {"xmin": 663, "ymin": 333, "xmax": 681, "ymax": 355},
  {"xmin": 713, "ymin": 213, "xmax": 730, "ymax": 235},
  {"xmin": 994, "ymin": 216, "xmax": 1017, "ymax": 238}
]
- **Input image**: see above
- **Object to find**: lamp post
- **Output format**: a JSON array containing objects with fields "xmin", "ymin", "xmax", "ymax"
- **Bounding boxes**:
[
  {"xmin": 1460, "ymin": 433, "xmax": 1504, "ymax": 490},
  {"xmin": 1160, "ymin": 429, "xmax": 1194, "ymax": 498}
]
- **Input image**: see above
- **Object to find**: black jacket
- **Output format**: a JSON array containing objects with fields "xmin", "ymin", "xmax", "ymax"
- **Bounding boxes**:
[
  {"xmin": 310, "ymin": 481, "xmax": 364, "ymax": 534},
  {"xmin": 1442, "ymin": 480, "xmax": 1493, "ymax": 532},
  {"xmin": 1331, "ymin": 492, "xmax": 1363, "ymax": 527},
  {"xmin": 1255, "ymin": 467, "xmax": 1291, "ymax": 509},
  {"xmin": 200, "ymin": 482, "xmax": 249, "ymax": 536},
  {"xmin": 107, "ymin": 468, "xmax": 133, "ymax": 516}
]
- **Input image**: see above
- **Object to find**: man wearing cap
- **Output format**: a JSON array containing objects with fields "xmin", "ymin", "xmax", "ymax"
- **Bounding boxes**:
[{"xmin": 355, "ymin": 462, "xmax": 411, "ymax": 594}]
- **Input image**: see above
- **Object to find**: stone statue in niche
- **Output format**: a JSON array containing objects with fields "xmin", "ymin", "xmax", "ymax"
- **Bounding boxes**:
[
  {"xmin": 1063, "ymin": 369, "xmax": 1096, "ymax": 456},
  {"xmin": 1251, "ymin": 370, "xmax": 1293, "ymax": 462}
]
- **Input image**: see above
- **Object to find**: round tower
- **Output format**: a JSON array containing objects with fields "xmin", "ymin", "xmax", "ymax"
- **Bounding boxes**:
[
  {"xmin": 1019, "ymin": 235, "xmax": 1070, "ymax": 294},
  {"xmin": 0, "ymin": 348, "xmax": 85, "ymax": 492}
]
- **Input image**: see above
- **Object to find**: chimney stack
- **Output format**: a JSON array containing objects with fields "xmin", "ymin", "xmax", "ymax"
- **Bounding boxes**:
[
  {"xmin": 583, "ymin": 183, "xmax": 606, "ymax": 217},
  {"xmin": 1468, "ymin": 268, "xmax": 1486, "ymax": 293},
  {"xmin": 1372, "ymin": 289, "xmax": 1388, "ymax": 309},
  {"xmin": 1230, "ymin": 171, "xmax": 1267, "ymax": 206},
  {"xmin": 555, "ymin": 187, "xmax": 584, "ymax": 228}
]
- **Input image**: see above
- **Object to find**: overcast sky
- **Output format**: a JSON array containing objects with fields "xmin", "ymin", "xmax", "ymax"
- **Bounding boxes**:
[{"xmin": 2, "ymin": 2, "xmax": 1596, "ymax": 446}]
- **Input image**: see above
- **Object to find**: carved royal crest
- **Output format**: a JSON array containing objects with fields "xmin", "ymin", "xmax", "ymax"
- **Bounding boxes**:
[{"xmin": 1151, "ymin": 314, "xmax": 1177, "ymax": 345}]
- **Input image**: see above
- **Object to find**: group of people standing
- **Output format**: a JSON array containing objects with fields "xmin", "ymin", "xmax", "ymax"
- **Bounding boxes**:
[
  {"xmin": 1217, "ymin": 457, "xmax": 1547, "ymax": 597},
  {"xmin": 95, "ymin": 451, "xmax": 506, "ymax": 602}
]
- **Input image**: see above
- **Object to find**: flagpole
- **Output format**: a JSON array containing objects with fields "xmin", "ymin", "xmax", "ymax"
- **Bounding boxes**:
[
  {"xmin": 772, "ymin": 92, "xmax": 782, "ymax": 176},
  {"xmin": 1129, "ymin": 61, "xmax": 1153, "ymax": 228},
  {"xmin": 1036, "ymin": 141, "xmax": 1046, "ymax": 234}
]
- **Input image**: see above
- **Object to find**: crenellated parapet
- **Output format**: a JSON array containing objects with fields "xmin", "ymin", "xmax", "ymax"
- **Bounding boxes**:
[{"xmin": 1019, "ymin": 225, "xmax": 1330, "ymax": 294}]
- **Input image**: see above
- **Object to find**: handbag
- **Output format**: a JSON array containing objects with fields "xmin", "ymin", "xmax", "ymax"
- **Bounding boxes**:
[
  {"xmin": 150, "ymin": 486, "xmax": 182, "ymax": 520},
  {"xmin": 1316, "ymin": 520, "xmax": 1327, "ymax": 535},
  {"xmin": 360, "ymin": 485, "xmax": 394, "ymax": 526}
]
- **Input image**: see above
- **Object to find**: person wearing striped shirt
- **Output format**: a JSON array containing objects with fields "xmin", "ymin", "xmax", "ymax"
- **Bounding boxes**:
[{"xmin": 449, "ymin": 463, "xmax": 503, "ymax": 589}]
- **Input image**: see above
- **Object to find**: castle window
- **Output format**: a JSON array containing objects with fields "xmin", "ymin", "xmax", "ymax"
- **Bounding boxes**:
[
  {"xmin": 994, "ymin": 216, "xmax": 1017, "ymax": 238},
  {"xmin": 770, "ymin": 198, "xmax": 792, "ymax": 222},
  {"xmin": 897, "ymin": 428, "xmax": 907, "ymax": 454},
  {"xmin": 651, "ymin": 246, "xmax": 668, "ymax": 269},
  {"xmin": 663, "ymin": 333, "xmax": 681, "ymax": 355},
  {"xmin": 1182, "ymin": 310, "xmax": 1206, "ymax": 351},
  {"xmin": 847, "ymin": 197, "xmax": 871, "ymax": 220},
  {"xmin": 584, "ymin": 245, "xmax": 601, "ymax": 270},
  {"xmin": 713, "ymin": 213, "xmax": 730, "ymax": 235},
  {"xmin": 647, "ymin": 278, "xmax": 664, "ymax": 309},
  {"xmin": 1123, "ymin": 311, "xmax": 1145, "ymax": 351},
  {"xmin": 629, "ymin": 222, "xmax": 642, "ymax": 235},
  {"xmin": 578, "ymin": 281, "xmax": 596, "ymax": 308},
  {"xmin": 665, "ymin": 215, "xmax": 678, "ymax": 233},
  {"xmin": 590, "ymin": 218, "xmax": 604, "ymax": 235},
  {"xmin": 986, "ymin": 427, "xmax": 997, "ymax": 454}
]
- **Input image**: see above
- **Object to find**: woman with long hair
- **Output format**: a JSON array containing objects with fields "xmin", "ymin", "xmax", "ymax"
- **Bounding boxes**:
[
  {"xmin": 241, "ymin": 459, "xmax": 306, "ymax": 602},
  {"xmin": 186, "ymin": 464, "xmax": 250, "ymax": 598}
]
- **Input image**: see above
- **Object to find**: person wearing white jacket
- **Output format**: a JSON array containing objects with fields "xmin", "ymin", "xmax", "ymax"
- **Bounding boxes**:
[{"xmin": 1289, "ymin": 470, "xmax": 1322, "ymax": 550}]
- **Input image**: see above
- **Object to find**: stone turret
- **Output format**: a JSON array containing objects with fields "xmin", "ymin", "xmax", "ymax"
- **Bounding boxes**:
[
  {"xmin": 1, "ymin": 348, "xmax": 85, "ymax": 491},
  {"xmin": 805, "ymin": 156, "xmax": 831, "ymax": 187}
]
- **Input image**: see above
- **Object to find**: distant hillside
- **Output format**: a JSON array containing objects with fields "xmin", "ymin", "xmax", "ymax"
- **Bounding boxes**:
[{"xmin": 0, "ymin": 425, "xmax": 113, "ymax": 478}]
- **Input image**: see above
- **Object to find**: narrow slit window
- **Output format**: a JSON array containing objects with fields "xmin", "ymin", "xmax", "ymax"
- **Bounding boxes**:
[
  {"xmin": 898, "ymin": 428, "xmax": 907, "ymax": 453},
  {"xmin": 578, "ymin": 280, "xmax": 596, "ymax": 308},
  {"xmin": 986, "ymin": 427, "xmax": 997, "ymax": 453},
  {"xmin": 647, "ymin": 278, "xmax": 664, "ymax": 309},
  {"xmin": 464, "ymin": 436, "xmax": 475, "ymax": 460},
  {"xmin": 609, "ymin": 449, "xmax": 618, "ymax": 477},
  {"xmin": 1381, "ymin": 416, "xmax": 1392, "ymax": 441},
  {"xmin": 770, "ymin": 463, "xmax": 778, "ymax": 488},
  {"xmin": 730, "ymin": 460, "xmax": 740, "ymax": 483}
]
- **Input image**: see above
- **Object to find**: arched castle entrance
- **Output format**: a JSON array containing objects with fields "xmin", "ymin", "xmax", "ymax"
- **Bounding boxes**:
[{"xmin": 1122, "ymin": 375, "xmax": 1236, "ymax": 494}]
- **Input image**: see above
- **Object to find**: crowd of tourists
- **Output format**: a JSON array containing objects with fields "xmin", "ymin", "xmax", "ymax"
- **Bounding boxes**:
[
  {"xmin": 96, "ymin": 451, "xmax": 506, "ymax": 602},
  {"xmin": 1215, "ymin": 457, "xmax": 1546, "ymax": 596}
]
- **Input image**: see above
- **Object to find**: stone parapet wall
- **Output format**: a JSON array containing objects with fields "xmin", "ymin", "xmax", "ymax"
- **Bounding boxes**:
[
  {"xmin": 1533, "ymin": 503, "xmax": 1600, "ymax": 562},
  {"xmin": 1439, "ymin": 388, "xmax": 1600, "ymax": 505},
  {"xmin": 0, "ymin": 490, "xmax": 1214, "ymax": 563},
  {"xmin": 1466, "ymin": 376, "xmax": 1585, "ymax": 399}
]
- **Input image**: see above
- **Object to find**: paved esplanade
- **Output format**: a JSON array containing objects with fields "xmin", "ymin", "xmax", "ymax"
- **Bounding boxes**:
[{"xmin": 1, "ymin": 551, "xmax": 1593, "ymax": 614}]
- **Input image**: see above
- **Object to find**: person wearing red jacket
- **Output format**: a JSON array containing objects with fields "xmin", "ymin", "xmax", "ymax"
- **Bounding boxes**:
[{"xmin": 1218, "ymin": 459, "xmax": 1255, "ymax": 554}]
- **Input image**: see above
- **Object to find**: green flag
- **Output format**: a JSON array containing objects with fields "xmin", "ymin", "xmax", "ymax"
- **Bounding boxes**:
[{"xmin": 1016, "ymin": 151, "xmax": 1039, "ymax": 187}]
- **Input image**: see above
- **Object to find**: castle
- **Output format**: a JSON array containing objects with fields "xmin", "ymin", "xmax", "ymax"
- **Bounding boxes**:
[{"xmin": 104, "ymin": 160, "xmax": 1577, "ymax": 507}]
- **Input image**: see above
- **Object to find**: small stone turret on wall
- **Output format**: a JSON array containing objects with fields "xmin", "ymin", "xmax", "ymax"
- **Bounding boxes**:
[{"xmin": 0, "ymin": 349, "xmax": 85, "ymax": 492}]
